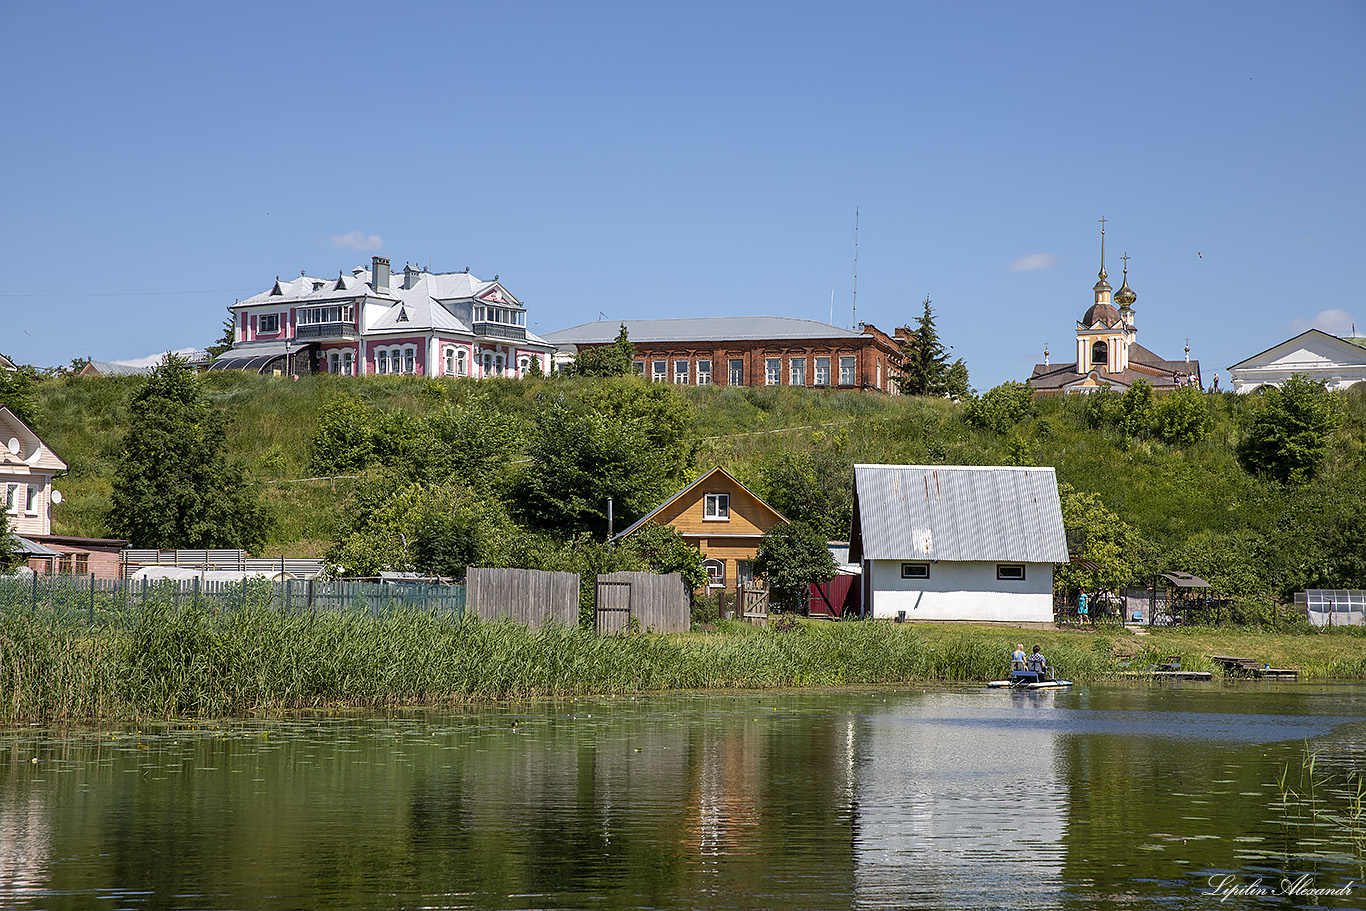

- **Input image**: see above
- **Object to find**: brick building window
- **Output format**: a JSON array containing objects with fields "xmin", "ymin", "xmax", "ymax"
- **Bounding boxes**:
[
  {"xmin": 728, "ymin": 359, "xmax": 743, "ymax": 386},
  {"xmin": 697, "ymin": 360, "xmax": 712, "ymax": 385},
  {"xmin": 652, "ymin": 360, "xmax": 667, "ymax": 382},
  {"xmin": 765, "ymin": 358, "xmax": 781, "ymax": 386},
  {"xmin": 839, "ymin": 356, "xmax": 856, "ymax": 386},
  {"xmin": 814, "ymin": 357, "xmax": 831, "ymax": 386},
  {"xmin": 674, "ymin": 360, "xmax": 689, "ymax": 384},
  {"xmin": 790, "ymin": 358, "xmax": 806, "ymax": 386}
]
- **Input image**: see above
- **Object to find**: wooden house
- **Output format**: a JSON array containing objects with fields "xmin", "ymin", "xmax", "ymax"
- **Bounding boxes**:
[{"xmin": 612, "ymin": 466, "xmax": 788, "ymax": 592}]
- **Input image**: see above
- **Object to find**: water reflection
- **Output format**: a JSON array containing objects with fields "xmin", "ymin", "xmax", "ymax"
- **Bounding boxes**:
[{"xmin": 0, "ymin": 684, "xmax": 1362, "ymax": 910}]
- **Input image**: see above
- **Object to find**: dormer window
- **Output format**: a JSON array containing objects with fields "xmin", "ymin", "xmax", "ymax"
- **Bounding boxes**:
[{"xmin": 704, "ymin": 493, "xmax": 730, "ymax": 521}]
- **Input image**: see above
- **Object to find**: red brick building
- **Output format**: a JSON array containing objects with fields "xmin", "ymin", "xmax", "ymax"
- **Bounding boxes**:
[{"xmin": 545, "ymin": 317, "xmax": 907, "ymax": 393}]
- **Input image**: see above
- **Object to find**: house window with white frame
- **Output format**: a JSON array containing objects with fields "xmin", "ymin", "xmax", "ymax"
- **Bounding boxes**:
[
  {"xmin": 633, "ymin": 360, "xmax": 645, "ymax": 376},
  {"xmin": 329, "ymin": 353, "xmax": 340, "ymax": 374},
  {"xmin": 404, "ymin": 348, "xmax": 416, "ymax": 375},
  {"xmin": 342, "ymin": 352, "xmax": 354, "ymax": 376},
  {"xmin": 4, "ymin": 483, "xmax": 18, "ymax": 514},
  {"xmin": 376, "ymin": 351, "xmax": 389, "ymax": 374},
  {"xmin": 258, "ymin": 313, "xmax": 280, "ymax": 334},
  {"xmin": 26, "ymin": 483, "xmax": 40, "ymax": 514},
  {"xmin": 997, "ymin": 564, "xmax": 1026, "ymax": 581},
  {"xmin": 456, "ymin": 349, "xmax": 467, "ymax": 376},
  {"xmin": 814, "ymin": 357, "xmax": 831, "ymax": 386},
  {"xmin": 652, "ymin": 360, "xmax": 667, "ymax": 382},
  {"xmin": 765, "ymin": 358, "xmax": 781, "ymax": 386},
  {"xmin": 901, "ymin": 563, "xmax": 930, "ymax": 579},
  {"xmin": 790, "ymin": 358, "xmax": 806, "ymax": 386},
  {"xmin": 839, "ymin": 356, "xmax": 856, "ymax": 386},
  {"xmin": 704, "ymin": 493, "xmax": 730, "ymax": 521},
  {"xmin": 675, "ymin": 360, "xmax": 689, "ymax": 385},
  {"xmin": 697, "ymin": 359, "xmax": 712, "ymax": 385},
  {"xmin": 728, "ymin": 359, "xmax": 743, "ymax": 386},
  {"xmin": 519, "ymin": 355, "xmax": 531, "ymax": 376}
]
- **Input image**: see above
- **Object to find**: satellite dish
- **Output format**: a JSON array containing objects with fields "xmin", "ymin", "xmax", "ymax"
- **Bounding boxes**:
[
  {"xmin": 6, "ymin": 438, "xmax": 18, "ymax": 455},
  {"xmin": 51, "ymin": 490, "xmax": 62, "ymax": 505}
]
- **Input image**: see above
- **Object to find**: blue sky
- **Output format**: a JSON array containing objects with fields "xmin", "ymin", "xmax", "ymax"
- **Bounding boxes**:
[{"xmin": 3, "ymin": 1, "xmax": 1363, "ymax": 390}]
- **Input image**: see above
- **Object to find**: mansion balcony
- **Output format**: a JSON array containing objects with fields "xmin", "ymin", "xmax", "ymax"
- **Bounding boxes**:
[
  {"xmin": 294, "ymin": 323, "xmax": 358, "ymax": 341},
  {"xmin": 473, "ymin": 321, "xmax": 527, "ymax": 341}
]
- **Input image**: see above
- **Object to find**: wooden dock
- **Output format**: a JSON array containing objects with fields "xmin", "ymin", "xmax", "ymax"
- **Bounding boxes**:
[{"xmin": 1209, "ymin": 655, "xmax": 1299, "ymax": 679}]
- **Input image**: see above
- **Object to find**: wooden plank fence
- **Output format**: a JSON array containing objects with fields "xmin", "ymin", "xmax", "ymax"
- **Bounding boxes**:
[
  {"xmin": 594, "ymin": 572, "xmax": 689, "ymax": 634},
  {"xmin": 466, "ymin": 567, "xmax": 580, "ymax": 628}
]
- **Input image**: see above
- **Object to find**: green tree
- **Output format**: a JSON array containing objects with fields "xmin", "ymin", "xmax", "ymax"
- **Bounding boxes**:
[
  {"xmin": 1052, "ymin": 485, "xmax": 1148, "ymax": 598},
  {"xmin": 571, "ymin": 324, "xmax": 634, "ymax": 377},
  {"xmin": 1154, "ymin": 385, "xmax": 1213, "ymax": 446},
  {"xmin": 1119, "ymin": 379, "xmax": 1154, "ymax": 438},
  {"xmin": 620, "ymin": 523, "xmax": 708, "ymax": 594},
  {"xmin": 107, "ymin": 354, "xmax": 268, "ymax": 550},
  {"xmin": 0, "ymin": 361, "xmax": 42, "ymax": 432},
  {"xmin": 897, "ymin": 296, "xmax": 952, "ymax": 397},
  {"xmin": 514, "ymin": 388, "xmax": 689, "ymax": 538},
  {"xmin": 1237, "ymin": 375, "xmax": 1341, "ymax": 484},
  {"xmin": 752, "ymin": 522, "xmax": 837, "ymax": 610},
  {"xmin": 760, "ymin": 445, "xmax": 853, "ymax": 541},
  {"xmin": 944, "ymin": 358, "xmax": 973, "ymax": 400},
  {"xmin": 0, "ymin": 510, "xmax": 20, "ymax": 573},
  {"xmin": 206, "ymin": 316, "xmax": 236, "ymax": 359},
  {"xmin": 309, "ymin": 393, "xmax": 376, "ymax": 476},
  {"xmin": 964, "ymin": 382, "xmax": 1034, "ymax": 435},
  {"xmin": 1083, "ymin": 387, "xmax": 1123, "ymax": 430}
]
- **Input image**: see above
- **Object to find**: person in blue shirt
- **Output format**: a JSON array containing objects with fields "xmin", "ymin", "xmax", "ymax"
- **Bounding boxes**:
[
  {"xmin": 1077, "ymin": 590, "xmax": 1089, "ymax": 625},
  {"xmin": 1011, "ymin": 643, "xmax": 1028, "ymax": 671}
]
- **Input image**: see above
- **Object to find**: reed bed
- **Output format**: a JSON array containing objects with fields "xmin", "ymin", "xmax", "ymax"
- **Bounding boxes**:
[{"xmin": 3, "ymin": 603, "xmax": 1360, "ymax": 723}]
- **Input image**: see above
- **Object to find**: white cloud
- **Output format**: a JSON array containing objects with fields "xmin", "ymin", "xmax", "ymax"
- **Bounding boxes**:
[
  {"xmin": 329, "ymin": 230, "xmax": 384, "ymax": 252},
  {"xmin": 1286, "ymin": 308, "xmax": 1357, "ymax": 337},
  {"xmin": 1008, "ymin": 253, "xmax": 1058, "ymax": 272}
]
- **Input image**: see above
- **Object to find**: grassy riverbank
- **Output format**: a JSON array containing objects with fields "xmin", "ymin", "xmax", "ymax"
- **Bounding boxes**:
[{"xmin": 4, "ymin": 608, "xmax": 1364, "ymax": 724}]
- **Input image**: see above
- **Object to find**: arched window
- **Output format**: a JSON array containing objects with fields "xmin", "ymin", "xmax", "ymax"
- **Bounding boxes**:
[
  {"xmin": 518, "ymin": 355, "xmax": 530, "ymax": 376},
  {"xmin": 376, "ymin": 350, "xmax": 389, "ymax": 374},
  {"xmin": 703, "ymin": 559, "xmax": 725, "ymax": 589},
  {"xmin": 404, "ymin": 348, "xmax": 416, "ymax": 375},
  {"xmin": 444, "ymin": 348, "xmax": 455, "ymax": 376},
  {"xmin": 1091, "ymin": 340, "xmax": 1108, "ymax": 370},
  {"xmin": 456, "ymin": 348, "xmax": 468, "ymax": 376},
  {"xmin": 329, "ymin": 353, "xmax": 339, "ymax": 374},
  {"xmin": 342, "ymin": 352, "xmax": 354, "ymax": 376}
]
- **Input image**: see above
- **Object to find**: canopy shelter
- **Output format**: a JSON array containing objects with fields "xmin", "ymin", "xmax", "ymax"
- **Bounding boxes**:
[{"xmin": 1148, "ymin": 571, "xmax": 1224, "ymax": 625}]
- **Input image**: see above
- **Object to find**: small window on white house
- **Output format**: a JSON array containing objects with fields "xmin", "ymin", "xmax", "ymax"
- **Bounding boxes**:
[
  {"xmin": 704, "ymin": 493, "xmax": 730, "ymax": 520},
  {"xmin": 26, "ymin": 484, "xmax": 40, "ymax": 514},
  {"xmin": 901, "ymin": 563, "xmax": 930, "ymax": 579},
  {"xmin": 4, "ymin": 483, "xmax": 18, "ymax": 514},
  {"xmin": 997, "ymin": 564, "xmax": 1026, "ymax": 581},
  {"xmin": 258, "ymin": 313, "xmax": 280, "ymax": 334}
]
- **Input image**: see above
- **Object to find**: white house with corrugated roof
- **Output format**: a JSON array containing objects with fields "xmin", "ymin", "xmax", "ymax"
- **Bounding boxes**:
[
  {"xmin": 212, "ymin": 256, "xmax": 555, "ymax": 379},
  {"xmin": 849, "ymin": 464, "xmax": 1068, "ymax": 623}
]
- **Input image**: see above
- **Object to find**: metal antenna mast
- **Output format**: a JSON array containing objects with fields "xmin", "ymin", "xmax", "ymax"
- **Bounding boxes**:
[{"xmin": 851, "ymin": 207, "xmax": 859, "ymax": 329}]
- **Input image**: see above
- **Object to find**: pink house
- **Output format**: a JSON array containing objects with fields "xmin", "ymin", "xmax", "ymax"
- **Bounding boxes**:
[
  {"xmin": 211, "ymin": 257, "xmax": 555, "ymax": 379},
  {"xmin": 1, "ymin": 407, "xmax": 127, "ymax": 579}
]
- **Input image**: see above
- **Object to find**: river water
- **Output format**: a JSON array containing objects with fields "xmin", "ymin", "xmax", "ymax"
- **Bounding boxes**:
[{"xmin": 1, "ymin": 682, "xmax": 1364, "ymax": 910}]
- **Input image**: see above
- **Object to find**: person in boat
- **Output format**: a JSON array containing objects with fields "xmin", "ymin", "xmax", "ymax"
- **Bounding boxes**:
[
  {"xmin": 1011, "ymin": 643, "xmax": 1028, "ymax": 671},
  {"xmin": 1027, "ymin": 645, "xmax": 1048, "ymax": 677}
]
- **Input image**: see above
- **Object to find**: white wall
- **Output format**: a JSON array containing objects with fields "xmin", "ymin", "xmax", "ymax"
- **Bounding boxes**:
[{"xmin": 867, "ymin": 560, "xmax": 1054, "ymax": 622}]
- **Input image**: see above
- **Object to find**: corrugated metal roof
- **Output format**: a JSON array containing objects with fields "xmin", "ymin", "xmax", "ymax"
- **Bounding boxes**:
[
  {"xmin": 544, "ymin": 316, "xmax": 865, "ymax": 345},
  {"xmin": 852, "ymin": 464, "xmax": 1068, "ymax": 563}
]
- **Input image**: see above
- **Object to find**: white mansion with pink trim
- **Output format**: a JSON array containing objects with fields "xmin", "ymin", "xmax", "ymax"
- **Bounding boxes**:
[{"xmin": 211, "ymin": 256, "xmax": 554, "ymax": 378}]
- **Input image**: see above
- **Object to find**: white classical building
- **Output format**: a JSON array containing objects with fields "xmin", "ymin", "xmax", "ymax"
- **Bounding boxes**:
[
  {"xmin": 849, "ymin": 465, "xmax": 1068, "ymax": 623},
  {"xmin": 1226, "ymin": 329, "xmax": 1366, "ymax": 393},
  {"xmin": 212, "ymin": 256, "xmax": 555, "ymax": 379}
]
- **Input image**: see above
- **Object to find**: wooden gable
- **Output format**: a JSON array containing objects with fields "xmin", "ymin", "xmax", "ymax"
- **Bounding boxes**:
[{"xmin": 617, "ymin": 467, "xmax": 787, "ymax": 541}]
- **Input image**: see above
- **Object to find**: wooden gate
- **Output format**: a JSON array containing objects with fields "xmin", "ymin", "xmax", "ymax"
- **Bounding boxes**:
[
  {"xmin": 595, "ymin": 579, "xmax": 633, "ymax": 635},
  {"xmin": 739, "ymin": 582, "xmax": 769, "ymax": 625}
]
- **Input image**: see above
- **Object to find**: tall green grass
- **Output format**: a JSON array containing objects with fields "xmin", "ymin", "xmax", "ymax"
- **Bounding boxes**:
[{"xmin": 3, "ymin": 602, "xmax": 1166, "ymax": 723}]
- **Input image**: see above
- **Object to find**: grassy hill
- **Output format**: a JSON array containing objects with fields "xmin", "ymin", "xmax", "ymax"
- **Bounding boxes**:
[{"xmin": 26, "ymin": 371, "xmax": 1366, "ymax": 605}]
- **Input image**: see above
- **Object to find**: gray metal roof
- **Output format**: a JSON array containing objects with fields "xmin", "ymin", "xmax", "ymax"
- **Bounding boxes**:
[
  {"xmin": 544, "ymin": 316, "xmax": 866, "ymax": 346},
  {"xmin": 851, "ymin": 464, "xmax": 1068, "ymax": 563}
]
